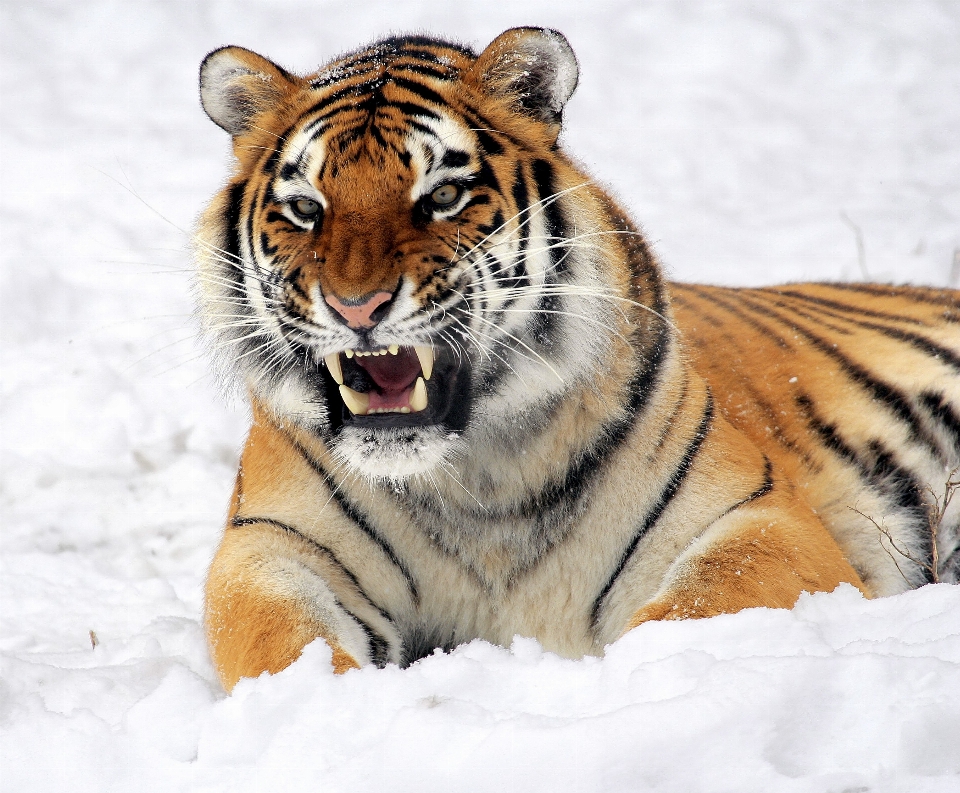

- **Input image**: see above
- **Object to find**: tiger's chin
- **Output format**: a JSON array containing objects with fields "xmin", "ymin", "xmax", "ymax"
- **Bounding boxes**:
[{"xmin": 332, "ymin": 425, "xmax": 465, "ymax": 482}]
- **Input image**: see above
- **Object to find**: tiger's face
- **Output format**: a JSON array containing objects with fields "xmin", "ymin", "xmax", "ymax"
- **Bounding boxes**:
[{"xmin": 197, "ymin": 31, "xmax": 617, "ymax": 479}]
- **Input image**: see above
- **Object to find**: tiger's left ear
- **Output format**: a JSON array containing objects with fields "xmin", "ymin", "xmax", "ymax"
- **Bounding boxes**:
[{"xmin": 470, "ymin": 28, "xmax": 579, "ymax": 135}]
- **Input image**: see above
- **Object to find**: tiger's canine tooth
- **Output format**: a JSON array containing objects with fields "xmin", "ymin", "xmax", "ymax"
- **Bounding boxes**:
[
  {"xmin": 339, "ymin": 385, "xmax": 370, "ymax": 415},
  {"xmin": 414, "ymin": 346, "xmax": 434, "ymax": 380},
  {"xmin": 410, "ymin": 377, "xmax": 428, "ymax": 412},
  {"xmin": 324, "ymin": 353, "xmax": 343, "ymax": 384}
]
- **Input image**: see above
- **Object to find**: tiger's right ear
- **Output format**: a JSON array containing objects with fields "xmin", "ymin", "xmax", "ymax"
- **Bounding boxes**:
[
  {"xmin": 199, "ymin": 46, "xmax": 301, "ymax": 136},
  {"xmin": 469, "ymin": 28, "xmax": 579, "ymax": 129}
]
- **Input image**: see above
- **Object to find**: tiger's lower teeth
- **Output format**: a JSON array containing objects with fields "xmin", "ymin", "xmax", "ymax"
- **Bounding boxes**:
[{"xmin": 338, "ymin": 382, "xmax": 428, "ymax": 416}]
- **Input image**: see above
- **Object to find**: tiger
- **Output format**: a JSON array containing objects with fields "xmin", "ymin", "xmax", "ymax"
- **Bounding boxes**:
[{"xmin": 194, "ymin": 27, "xmax": 960, "ymax": 691}]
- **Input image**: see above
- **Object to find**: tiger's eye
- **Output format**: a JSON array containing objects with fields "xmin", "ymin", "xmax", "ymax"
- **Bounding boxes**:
[
  {"xmin": 292, "ymin": 198, "xmax": 320, "ymax": 218},
  {"xmin": 430, "ymin": 184, "xmax": 461, "ymax": 207}
]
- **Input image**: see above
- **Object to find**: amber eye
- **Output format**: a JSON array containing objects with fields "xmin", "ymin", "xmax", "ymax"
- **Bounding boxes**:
[
  {"xmin": 291, "ymin": 198, "xmax": 321, "ymax": 219},
  {"xmin": 429, "ymin": 184, "xmax": 461, "ymax": 207}
]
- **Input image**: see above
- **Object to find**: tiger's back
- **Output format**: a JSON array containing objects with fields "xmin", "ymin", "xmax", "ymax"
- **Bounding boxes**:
[{"xmin": 673, "ymin": 282, "xmax": 960, "ymax": 594}]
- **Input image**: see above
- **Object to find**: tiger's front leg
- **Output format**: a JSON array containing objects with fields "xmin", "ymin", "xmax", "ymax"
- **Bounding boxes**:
[
  {"xmin": 205, "ymin": 521, "xmax": 368, "ymax": 691},
  {"xmin": 627, "ymin": 495, "xmax": 868, "ymax": 629}
]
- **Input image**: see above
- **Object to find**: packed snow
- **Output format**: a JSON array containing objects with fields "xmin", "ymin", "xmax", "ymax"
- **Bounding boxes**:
[{"xmin": 2, "ymin": 1, "xmax": 959, "ymax": 791}]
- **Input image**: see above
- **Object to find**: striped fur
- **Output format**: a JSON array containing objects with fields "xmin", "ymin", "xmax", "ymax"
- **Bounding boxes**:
[{"xmin": 194, "ymin": 29, "xmax": 960, "ymax": 690}]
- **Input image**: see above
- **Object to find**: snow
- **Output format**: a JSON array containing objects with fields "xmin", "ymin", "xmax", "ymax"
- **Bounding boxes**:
[{"xmin": 1, "ymin": 1, "xmax": 959, "ymax": 790}]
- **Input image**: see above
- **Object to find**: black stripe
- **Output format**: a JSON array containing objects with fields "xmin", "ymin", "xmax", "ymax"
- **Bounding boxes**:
[
  {"xmin": 230, "ymin": 516, "xmax": 392, "ymax": 620},
  {"xmin": 920, "ymin": 391, "xmax": 960, "ymax": 450},
  {"xmin": 287, "ymin": 266, "xmax": 310, "ymax": 302},
  {"xmin": 390, "ymin": 75, "xmax": 449, "ymax": 109},
  {"xmin": 441, "ymin": 149, "xmax": 470, "ymax": 169},
  {"xmin": 265, "ymin": 210, "xmax": 297, "ymax": 228},
  {"xmin": 670, "ymin": 291, "xmax": 725, "ymax": 328},
  {"xmin": 510, "ymin": 162, "xmax": 530, "ymax": 226},
  {"xmin": 344, "ymin": 608, "xmax": 391, "ymax": 668},
  {"xmin": 733, "ymin": 292, "xmax": 946, "ymax": 460},
  {"xmin": 300, "ymin": 115, "xmax": 326, "ymax": 140},
  {"xmin": 393, "ymin": 62, "xmax": 457, "ymax": 80},
  {"xmin": 223, "ymin": 181, "xmax": 246, "ymax": 270},
  {"xmin": 471, "ymin": 274, "xmax": 672, "ymax": 520},
  {"xmin": 716, "ymin": 456, "xmax": 774, "ymax": 520},
  {"xmin": 462, "ymin": 106, "xmax": 523, "ymax": 151},
  {"xmin": 796, "ymin": 394, "xmax": 862, "ymax": 467},
  {"xmin": 475, "ymin": 208, "xmax": 504, "ymax": 238},
  {"xmin": 215, "ymin": 181, "xmax": 264, "ymax": 361},
  {"xmin": 590, "ymin": 393, "xmax": 715, "ymax": 626},
  {"xmin": 851, "ymin": 319, "xmax": 960, "ymax": 372},
  {"xmin": 245, "ymin": 180, "xmax": 262, "ymax": 275},
  {"xmin": 750, "ymin": 293, "xmax": 853, "ymax": 336},
  {"xmin": 278, "ymin": 162, "xmax": 300, "ymax": 181},
  {"xmin": 259, "ymin": 232, "xmax": 278, "ymax": 257},
  {"xmin": 400, "ymin": 625, "xmax": 459, "ymax": 667},
  {"xmin": 369, "ymin": 122, "xmax": 389, "ymax": 152},
  {"xmin": 230, "ymin": 516, "xmax": 395, "ymax": 665},
  {"xmin": 382, "ymin": 100, "xmax": 441, "ymax": 121},
  {"xmin": 682, "ymin": 286, "xmax": 791, "ymax": 349},
  {"xmin": 459, "ymin": 193, "xmax": 490, "ymax": 212},
  {"xmin": 475, "ymin": 157, "xmax": 501, "ymax": 194},
  {"xmin": 769, "ymin": 288, "xmax": 928, "ymax": 327},
  {"xmin": 503, "ymin": 161, "xmax": 531, "ymax": 299},
  {"xmin": 393, "ymin": 36, "xmax": 475, "ymax": 57},
  {"xmin": 473, "ymin": 127, "xmax": 505, "ymax": 157},
  {"xmin": 761, "ymin": 290, "xmax": 960, "ymax": 372},
  {"xmin": 795, "ymin": 394, "xmax": 934, "ymax": 583},
  {"xmin": 529, "ymin": 281, "xmax": 675, "ymax": 508},
  {"xmin": 407, "ymin": 118, "xmax": 437, "ymax": 139},
  {"xmin": 531, "ymin": 158, "xmax": 567, "ymax": 276},
  {"xmin": 306, "ymin": 84, "xmax": 371, "ymax": 121},
  {"xmin": 260, "ymin": 119, "xmax": 301, "ymax": 175},
  {"xmin": 828, "ymin": 283, "xmax": 960, "ymax": 314},
  {"xmin": 285, "ymin": 433, "xmax": 421, "ymax": 605}
]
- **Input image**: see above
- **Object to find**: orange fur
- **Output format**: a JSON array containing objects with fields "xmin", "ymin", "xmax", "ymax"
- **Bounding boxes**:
[{"xmin": 629, "ymin": 493, "xmax": 866, "ymax": 627}]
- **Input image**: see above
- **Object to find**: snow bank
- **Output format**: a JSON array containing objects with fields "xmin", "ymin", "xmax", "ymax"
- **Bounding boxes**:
[
  {"xmin": 4, "ymin": 585, "xmax": 960, "ymax": 792},
  {"xmin": 2, "ymin": 1, "xmax": 959, "ymax": 791}
]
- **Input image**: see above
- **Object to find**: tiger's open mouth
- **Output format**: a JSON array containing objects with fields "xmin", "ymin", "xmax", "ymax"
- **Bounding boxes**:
[{"xmin": 320, "ymin": 344, "xmax": 471, "ymax": 432}]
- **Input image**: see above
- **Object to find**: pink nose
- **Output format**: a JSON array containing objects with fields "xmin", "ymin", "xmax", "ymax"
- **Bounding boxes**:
[{"xmin": 325, "ymin": 291, "xmax": 393, "ymax": 329}]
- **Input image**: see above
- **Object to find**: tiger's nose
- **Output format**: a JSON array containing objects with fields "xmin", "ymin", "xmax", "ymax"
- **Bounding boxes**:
[{"xmin": 324, "ymin": 290, "xmax": 394, "ymax": 329}]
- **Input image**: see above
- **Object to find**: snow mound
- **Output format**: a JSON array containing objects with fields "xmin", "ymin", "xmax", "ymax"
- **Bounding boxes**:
[{"xmin": 3, "ymin": 585, "xmax": 960, "ymax": 792}]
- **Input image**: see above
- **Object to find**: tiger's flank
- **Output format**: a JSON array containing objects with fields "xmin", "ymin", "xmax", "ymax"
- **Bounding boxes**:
[{"xmin": 194, "ymin": 28, "xmax": 960, "ymax": 690}]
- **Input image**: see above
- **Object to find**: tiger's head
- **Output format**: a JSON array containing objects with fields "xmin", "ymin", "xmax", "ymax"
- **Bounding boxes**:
[{"xmin": 196, "ymin": 29, "xmax": 632, "ymax": 480}]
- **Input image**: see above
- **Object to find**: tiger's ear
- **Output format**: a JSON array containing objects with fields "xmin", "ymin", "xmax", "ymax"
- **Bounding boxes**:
[
  {"xmin": 470, "ymin": 28, "xmax": 579, "ymax": 130},
  {"xmin": 199, "ymin": 46, "xmax": 301, "ymax": 136}
]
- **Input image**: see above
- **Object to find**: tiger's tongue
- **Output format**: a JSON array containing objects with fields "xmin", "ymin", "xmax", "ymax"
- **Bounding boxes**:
[{"xmin": 355, "ymin": 350, "xmax": 422, "ymax": 410}]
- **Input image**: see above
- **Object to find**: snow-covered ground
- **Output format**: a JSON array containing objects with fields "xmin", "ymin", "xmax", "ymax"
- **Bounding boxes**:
[{"xmin": 2, "ymin": 2, "xmax": 959, "ymax": 791}]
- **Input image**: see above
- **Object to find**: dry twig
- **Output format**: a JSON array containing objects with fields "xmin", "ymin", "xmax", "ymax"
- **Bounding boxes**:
[{"xmin": 851, "ymin": 467, "xmax": 960, "ymax": 585}]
